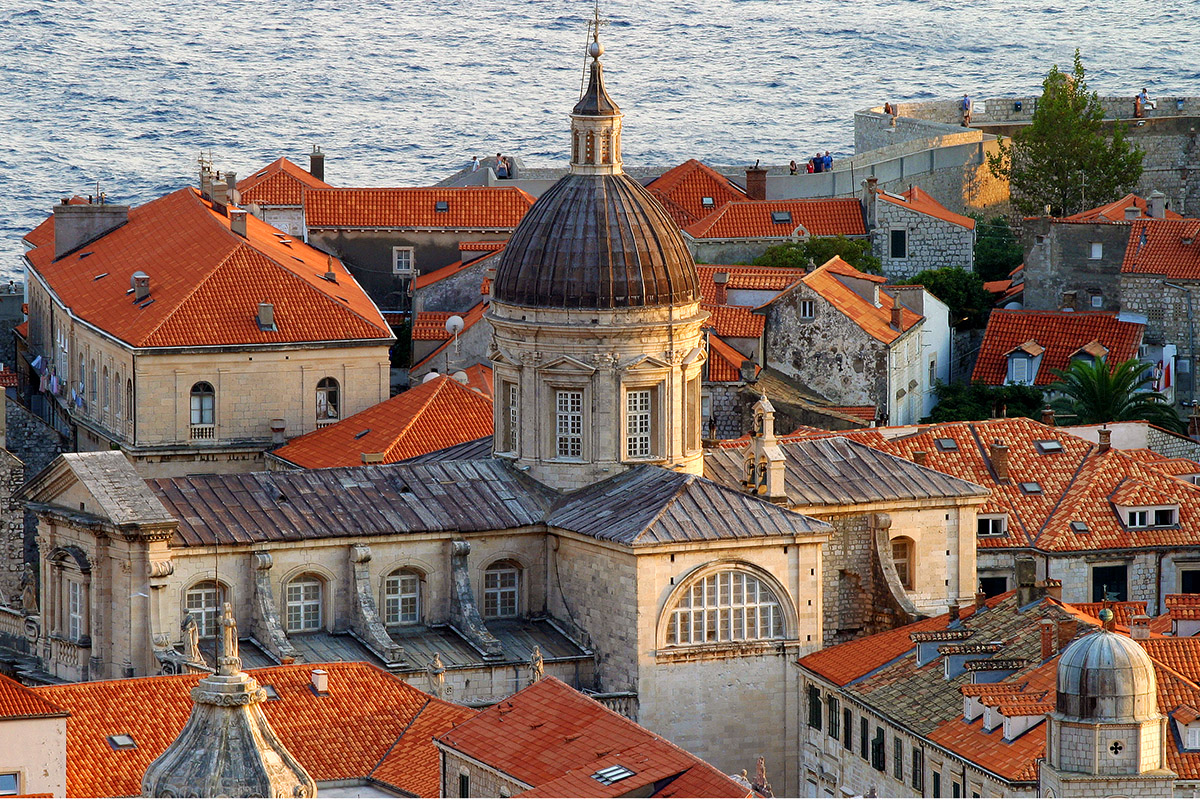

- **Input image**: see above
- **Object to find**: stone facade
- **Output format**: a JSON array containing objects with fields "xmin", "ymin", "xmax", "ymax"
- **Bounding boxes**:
[
  {"xmin": 1021, "ymin": 219, "xmax": 1129, "ymax": 312},
  {"xmin": 414, "ymin": 255, "xmax": 495, "ymax": 314},
  {"xmin": 1122, "ymin": 272, "xmax": 1197, "ymax": 403},
  {"xmin": 410, "ymin": 314, "xmax": 493, "ymax": 382},
  {"xmin": 0, "ymin": 713, "xmax": 67, "ymax": 797},
  {"xmin": 871, "ymin": 196, "xmax": 975, "ymax": 280},
  {"xmin": 441, "ymin": 750, "xmax": 525, "ymax": 798}
]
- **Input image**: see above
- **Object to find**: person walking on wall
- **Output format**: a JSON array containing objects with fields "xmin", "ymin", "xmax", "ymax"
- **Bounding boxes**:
[
  {"xmin": 960, "ymin": 94, "xmax": 972, "ymax": 126},
  {"xmin": 495, "ymin": 153, "xmax": 509, "ymax": 179}
]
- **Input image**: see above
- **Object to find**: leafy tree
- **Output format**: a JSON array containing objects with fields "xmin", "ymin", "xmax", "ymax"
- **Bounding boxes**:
[
  {"xmin": 972, "ymin": 214, "xmax": 1023, "ymax": 283},
  {"xmin": 753, "ymin": 236, "xmax": 881, "ymax": 274},
  {"xmin": 1047, "ymin": 357, "xmax": 1183, "ymax": 432},
  {"xmin": 986, "ymin": 50, "xmax": 1144, "ymax": 217},
  {"xmin": 907, "ymin": 267, "xmax": 994, "ymax": 329},
  {"xmin": 924, "ymin": 381, "xmax": 1044, "ymax": 423}
]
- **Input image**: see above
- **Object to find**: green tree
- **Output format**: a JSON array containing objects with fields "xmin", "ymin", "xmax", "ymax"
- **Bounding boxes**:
[
  {"xmin": 908, "ymin": 267, "xmax": 994, "ymax": 329},
  {"xmin": 986, "ymin": 50, "xmax": 1144, "ymax": 217},
  {"xmin": 924, "ymin": 381, "xmax": 1044, "ymax": 423},
  {"xmin": 1047, "ymin": 357, "xmax": 1183, "ymax": 432},
  {"xmin": 752, "ymin": 236, "xmax": 881, "ymax": 274},
  {"xmin": 972, "ymin": 214, "xmax": 1023, "ymax": 283}
]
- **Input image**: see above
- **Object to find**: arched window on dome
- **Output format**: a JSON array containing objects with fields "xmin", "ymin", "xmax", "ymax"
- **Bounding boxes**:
[
  {"xmin": 585, "ymin": 131, "xmax": 595, "ymax": 164},
  {"xmin": 601, "ymin": 131, "xmax": 612, "ymax": 164},
  {"xmin": 664, "ymin": 568, "xmax": 787, "ymax": 646}
]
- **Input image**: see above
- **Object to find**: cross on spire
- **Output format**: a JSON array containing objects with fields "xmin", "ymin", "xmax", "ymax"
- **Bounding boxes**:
[{"xmin": 589, "ymin": 1, "xmax": 607, "ymax": 45}]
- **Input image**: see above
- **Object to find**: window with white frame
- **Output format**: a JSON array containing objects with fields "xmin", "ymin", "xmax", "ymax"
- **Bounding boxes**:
[
  {"xmin": 483, "ymin": 562, "xmax": 520, "ymax": 618},
  {"xmin": 184, "ymin": 581, "xmax": 225, "ymax": 638},
  {"xmin": 1188, "ymin": 724, "xmax": 1200, "ymax": 750},
  {"xmin": 555, "ymin": 390, "xmax": 583, "ymax": 458},
  {"xmin": 0, "ymin": 772, "xmax": 18, "ymax": 796},
  {"xmin": 286, "ymin": 575, "xmax": 323, "ymax": 632},
  {"xmin": 499, "ymin": 380, "xmax": 519, "ymax": 452},
  {"xmin": 316, "ymin": 377, "xmax": 340, "ymax": 423},
  {"xmin": 384, "ymin": 570, "xmax": 421, "ymax": 625},
  {"xmin": 977, "ymin": 515, "xmax": 1007, "ymax": 537},
  {"xmin": 665, "ymin": 569, "xmax": 786, "ymax": 645},
  {"xmin": 1009, "ymin": 355, "xmax": 1031, "ymax": 384},
  {"xmin": 626, "ymin": 389, "xmax": 653, "ymax": 458},
  {"xmin": 799, "ymin": 299, "xmax": 816, "ymax": 319},
  {"xmin": 892, "ymin": 537, "xmax": 915, "ymax": 589},
  {"xmin": 67, "ymin": 579, "xmax": 83, "ymax": 642},
  {"xmin": 190, "ymin": 382, "xmax": 215, "ymax": 426},
  {"xmin": 392, "ymin": 247, "xmax": 415, "ymax": 276},
  {"xmin": 1089, "ymin": 242, "xmax": 1103, "ymax": 260},
  {"xmin": 1126, "ymin": 507, "xmax": 1178, "ymax": 528}
]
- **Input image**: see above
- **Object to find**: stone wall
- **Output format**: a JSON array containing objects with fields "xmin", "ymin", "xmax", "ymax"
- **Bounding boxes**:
[
  {"xmin": 5, "ymin": 398, "xmax": 62, "ymax": 589},
  {"xmin": 1121, "ymin": 273, "xmax": 1196, "ymax": 402},
  {"xmin": 414, "ymin": 256, "xmax": 493, "ymax": 314},
  {"xmin": 440, "ymin": 750, "xmax": 524, "ymax": 798},
  {"xmin": 705, "ymin": 383, "xmax": 746, "ymax": 440},
  {"xmin": 1049, "ymin": 551, "xmax": 1159, "ymax": 610},
  {"xmin": 410, "ymin": 316, "xmax": 493, "ymax": 380},
  {"xmin": 1021, "ymin": 220, "xmax": 1128, "ymax": 312},
  {"xmin": 1147, "ymin": 426, "xmax": 1200, "ymax": 460},
  {"xmin": 873, "ymin": 198, "xmax": 975, "ymax": 280}
]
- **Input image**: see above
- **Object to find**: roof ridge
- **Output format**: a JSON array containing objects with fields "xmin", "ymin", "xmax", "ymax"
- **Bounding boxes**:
[
  {"xmin": 382, "ymin": 378, "xmax": 456, "ymax": 460},
  {"xmin": 1030, "ymin": 442, "xmax": 1097, "ymax": 547},
  {"xmin": 368, "ymin": 696, "xmax": 434, "ymax": 780},
  {"xmin": 629, "ymin": 470, "xmax": 695, "ymax": 545}
]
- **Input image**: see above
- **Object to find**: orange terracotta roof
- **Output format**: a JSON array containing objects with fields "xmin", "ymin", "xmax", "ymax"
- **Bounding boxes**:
[
  {"xmin": 646, "ymin": 159, "xmax": 748, "ymax": 228},
  {"xmin": 684, "ymin": 198, "xmax": 866, "ymax": 240},
  {"xmin": 270, "ymin": 375, "xmax": 493, "ymax": 468},
  {"xmin": 34, "ymin": 662, "xmax": 472, "ymax": 798},
  {"xmin": 972, "ymin": 309, "xmax": 1143, "ymax": 385},
  {"xmin": 926, "ymin": 716, "xmax": 1043, "ymax": 782},
  {"xmin": 827, "ymin": 405, "xmax": 877, "ymax": 423},
  {"xmin": 0, "ymin": 673, "xmax": 67, "ymax": 721},
  {"xmin": 799, "ymin": 258, "xmax": 920, "ymax": 344},
  {"xmin": 438, "ymin": 677, "xmax": 748, "ymax": 798},
  {"xmin": 695, "ymin": 264, "xmax": 805, "ymax": 304},
  {"xmin": 236, "ymin": 157, "xmax": 332, "ymax": 206},
  {"xmin": 702, "ymin": 304, "xmax": 763, "ymax": 338},
  {"xmin": 875, "ymin": 186, "xmax": 975, "ymax": 229},
  {"xmin": 13, "ymin": 320, "xmax": 28, "ymax": 338},
  {"xmin": 460, "ymin": 362, "xmax": 494, "ymax": 398},
  {"xmin": 305, "ymin": 187, "xmax": 534, "ymax": 230},
  {"xmin": 410, "ymin": 302, "xmax": 488, "ymax": 372},
  {"xmin": 413, "ymin": 311, "xmax": 460, "ymax": 341},
  {"xmin": 460, "ymin": 240, "xmax": 507, "ymax": 252},
  {"xmin": 1122, "ymin": 218, "xmax": 1200, "ymax": 278},
  {"xmin": 26, "ymin": 188, "xmax": 393, "ymax": 348},
  {"xmin": 707, "ymin": 334, "xmax": 757, "ymax": 383},
  {"xmin": 983, "ymin": 278, "xmax": 1012, "ymax": 294},
  {"xmin": 1063, "ymin": 193, "xmax": 1184, "ymax": 223}
]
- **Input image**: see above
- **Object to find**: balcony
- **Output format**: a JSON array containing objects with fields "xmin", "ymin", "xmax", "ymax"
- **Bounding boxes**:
[
  {"xmin": 189, "ymin": 424, "xmax": 215, "ymax": 441},
  {"xmin": 315, "ymin": 418, "xmax": 339, "ymax": 429}
]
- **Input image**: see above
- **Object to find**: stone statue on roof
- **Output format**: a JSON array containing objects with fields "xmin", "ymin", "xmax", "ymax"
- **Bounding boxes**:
[
  {"xmin": 529, "ymin": 645, "xmax": 545, "ymax": 683},
  {"xmin": 218, "ymin": 602, "xmax": 240, "ymax": 675}
]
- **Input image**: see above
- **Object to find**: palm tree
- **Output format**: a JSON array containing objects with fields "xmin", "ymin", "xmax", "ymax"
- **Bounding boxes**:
[{"xmin": 1047, "ymin": 357, "xmax": 1184, "ymax": 433}]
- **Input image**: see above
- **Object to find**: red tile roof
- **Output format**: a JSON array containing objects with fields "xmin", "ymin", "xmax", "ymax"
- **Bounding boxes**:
[
  {"xmin": 34, "ymin": 662, "xmax": 472, "ymax": 798},
  {"xmin": 460, "ymin": 240, "xmax": 507, "ymax": 253},
  {"xmin": 236, "ymin": 157, "xmax": 332, "ymax": 206},
  {"xmin": 695, "ymin": 265, "xmax": 805, "ymax": 304},
  {"xmin": 13, "ymin": 320, "xmax": 28, "ymax": 339},
  {"xmin": 684, "ymin": 198, "xmax": 866, "ymax": 240},
  {"xmin": 983, "ymin": 278, "xmax": 1012, "ymax": 294},
  {"xmin": 305, "ymin": 187, "xmax": 534, "ymax": 230},
  {"xmin": 1063, "ymin": 193, "xmax": 1184, "ymax": 223},
  {"xmin": 707, "ymin": 334, "xmax": 757, "ymax": 383},
  {"xmin": 972, "ymin": 309, "xmax": 1144, "ymax": 386},
  {"xmin": 438, "ymin": 677, "xmax": 748, "ymax": 798},
  {"xmin": 270, "ymin": 375, "xmax": 493, "ymax": 468},
  {"xmin": 798, "ymin": 258, "xmax": 920, "ymax": 344},
  {"xmin": 1122, "ymin": 218, "xmax": 1200, "ymax": 278},
  {"xmin": 827, "ymin": 405, "xmax": 877, "ymax": 423},
  {"xmin": 410, "ymin": 302, "xmax": 488, "ymax": 372},
  {"xmin": 646, "ymin": 159, "xmax": 748, "ymax": 228},
  {"xmin": 0, "ymin": 673, "xmax": 67, "ymax": 721},
  {"xmin": 875, "ymin": 186, "xmax": 975, "ymax": 230},
  {"xmin": 25, "ymin": 189, "xmax": 393, "ymax": 348},
  {"xmin": 460, "ymin": 362, "xmax": 494, "ymax": 399},
  {"xmin": 701, "ymin": 304, "xmax": 764, "ymax": 339}
]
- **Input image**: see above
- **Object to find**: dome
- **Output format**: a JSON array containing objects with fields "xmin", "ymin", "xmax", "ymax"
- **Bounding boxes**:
[
  {"xmin": 1055, "ymin": 629, "xmax": 1158, "ymax": 723},
  {"xmin": 492, "ymin": 172, "xmax": 701, "ymax": 309}
]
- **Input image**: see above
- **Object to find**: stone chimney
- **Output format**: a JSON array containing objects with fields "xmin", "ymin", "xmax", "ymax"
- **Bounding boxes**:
[
  {"xmin": 712, "ymin": 271, "xmax": 729, "ymax": 305},
  {"xmin": 1015, "ymin": 557, "xmax": 1039, "ymax": 607},
  {"xmin": 989, "ymin": 441, "xmax": 1010, "ymax": 482},
  {"xmin": 1131, "ymin": 614, "xmax": 1151, "ymax": 640},
  {"xmin": 1057, "ymin": 617, "xmax": 1078, "ymax": 651},
  {"xmin": 1041, "ymin": 406, "xmax": 1055, "ymax": 427},
  {"xmin": 912, "ymin": 450, "xmax": 928, "ymax": 466},
  {"xmin": 270, "ymin": 418, "xmax": 286, "ymax": 445},
  {"xmin": 1149, "ymin": 190, "xmax": 1166, "ymax": 219},
  {"xmin": 1098, "ymin": 426, "xmax": 1111, "ymax": 453},
  {"xmin": 210, "ymin": 179, "xmax": 229, "ymax": 211},
  {"xmin": 862, "ymin": 177, "xmax": 879, "ymax": 227},
  {"xmin": 891, "ymin": 306, "xmax": 903, "ymax": 330},
  {"xmin": 975, "ymin": 587, "xmax": 987, "ymax": 608},
  {"xmin": 229, "ymin": 208, "xmax": 248, "ymax": 238},
  {"xmin": 1125, "ymin": 205, "xmax": 1141, "ymax": 220},
  {"xmin": 948, "ymin": 602, "xmax": 960, "ymax": 626},
  {"xmin": 256, "ymin": 302, "xmax": 276, "ymax": 331},
  {"xmin": 310, "ymin": 145, "xmax": 325, "ymax": 181},
  {"xmin": 224, "ymin": 171, "xmax": 238, "ymax": 204},
  {"xmin": 1040, "ymin": 618, "xmax": 1056, "ymax": 661},
  {"xmin": 131, "ymin": 271, "xmax": 151, "ymax": 302},
  {"xmin": 53, "ymin": 199, "xmax": 130, "ymax": 260},
  {"xmin": 745, "ymin": 164, "xmax": 767, "ymax": 201}
]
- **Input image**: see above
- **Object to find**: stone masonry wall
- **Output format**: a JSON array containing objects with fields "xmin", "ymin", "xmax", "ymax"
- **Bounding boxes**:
[
  {"xmin": 705, "ymin": 383, "xmax": 746, "ymax": 440},
  {"xmin": 0, "ymin": 448, "xmax": 23, "ymax": 607},
  {"xmin": 5, "ymin": 397, "xmax": 64, "ymax": 592},
  {"xmin": 874, "ymin": 200, "xmax": 975, "ymax": 280},
  {"xmin": 1146, "ymin": 426, "xmax": 1200, "ymax": 460},
  {"xmin": 1049, "ymin": 551, "xmax": 1158, "ymax": 610},
  {"xmin": 1020, "ymin": 220, "xmax": 1128, "ymax": 312},
  {"xmin": 1121, "ymin": 273, "xmax": 1196, "ymax": 402},
  {"xmin": 441, "ymin": 751, "xmax": 524, "ymax": 798}
]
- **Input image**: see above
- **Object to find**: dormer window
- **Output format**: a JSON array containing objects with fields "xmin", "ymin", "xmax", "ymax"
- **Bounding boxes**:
[
  {"xmin": 1009, "ymin": 355, "xmax": 1031, "ymax": 384},
  {"xmin": 771, "ymin": 210, "xmax": 792, "ymax": 225},
  {"xmin": 1125, "ymin": 506, "xmax": 1178, "ymax": 528},
  {"xmin": 1156, "ymin": 508, "xmax": 1177, "ymax": 526},
  {"xmin": 977, "ymin": 515, "xmax": 1007, "ymax": 537}
]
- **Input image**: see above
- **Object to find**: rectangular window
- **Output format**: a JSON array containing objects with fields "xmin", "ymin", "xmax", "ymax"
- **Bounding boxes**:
[
  {"xmin": 1091, "ymin": 294, "xmax": 1104, "ymax": 308},
  {"xmin": 1010, "ymin": 356, "xmax": 1029, "ymax": 384},
  {"xmin": 483, "ymin": 567, "xmax": 519, "ymax": 618},
  {"xmin": 979, "ymin": 576, "xmax": 1007, "ymax": 597},
  {"xmin": 953, "ymin": 781, "xmax": 961, "ymax": 798},
  {"xmin": 556, "ymin": 390, "xmax": 583, "ymax": 458},
  {"xmin": 843, "ymin": 708, "xmax": 852, "ymax": 748},
  {"xmin": 500, "ymin": 381, "xmax": 519, "ymax": 452},
  {"xmin": 384, "ymin": 573, "xmax": 420, "ymax": 625},
  {"xmin": 286, "ymin": 580, "xmax": 322, "ymax": 632},
  {"xmin": 0, "ymin": 773, "xmax": 18, "ymax": 797},
  {"xmin": 1128, "ymin": 509, "xmax": 1149, "ymax": 528},
  {"xmin": 808, "ymin": 686, "xmax": 822, "ymax": 729},
  {"xmin": 626, "ymin": 389, "xmax": 653, "ymax": 458},
  {"xmin": 392, "ymin": 247, "xmax": 415, "ymax": 276},
  {"xmin": 1188, "ymin": 726, "xmax": 1200, "ymax": 749},
  {"xmin": 860, "ymin": 715, "xmax": 869, "ymax": 760},
  {"xmin": 912, "ymin": 748, "xmax": 924, "ymax": 793},
  {"xmin": 458, "ymin": 773, "xmax": 470, "ymax": 798},
  {"xmin": 933, "ymin": 771, "xmax": 941, "ymax": 798},
  {"xmin": 977, "ymin": 516, "xmax": 1006, "ymax": 537},
  {"xmin": 1155, "ymin": 508, "xmax": 1177, "ymax": 526},
  {"xmin": 828, "ymin": 696, "xmax": 840, "ymax": 740},
  {"xmin": 1182, "ymin": 569, "xmax": 1200, "ymax": 594},
  {"xmin": 871, "ymin": 727, "xmax": 885, "ymax": 772},
  {"xmin": 1092, "ymin": 564, "xmax": 1129, "ymax": 602},
  {"xmin": 929, "ymin": 356, "xmax": 936, "ymax": 386},
  {"xmin": 893, "ymin": 737, "xmax": 903, "ymax": 780},
  {"xmin": 1089, "ymin": 241, "xmax": 1103, "ymax": 259},
  {"xmin": 67, "ymin": 579, "xmax": 83, "ymax": 642},
  {"xmin": 890, "ymin": 229, "xmax": 908, "ymax": 259},
  {"xmin": 185, "ymin": 585, "xmax": 221, "ymax": 637},
  {"xmin": 799, "ymin": 299, "xmax": 816, "ymax": 319}
]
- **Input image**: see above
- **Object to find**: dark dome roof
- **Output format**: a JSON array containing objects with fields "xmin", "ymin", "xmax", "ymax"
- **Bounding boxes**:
[
  {"xmin": 493, "ymin": 173, "xmax": 701, "ymax": 309},
  {"xmin": 1055, "ymin": 629, "xmax": 1158, "ymax": 723},
  {"xmin": 573, "ymin": 60, "xmax": 620, "ymax": 117}
]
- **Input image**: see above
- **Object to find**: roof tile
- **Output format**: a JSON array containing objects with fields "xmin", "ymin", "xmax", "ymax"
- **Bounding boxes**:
[
  {"xmin": 972, "ymin": 309, "xmax": 1143, "ymax": 385},
  {"xmin": 305, "ymin": 187, "xmax": 534, "ymax": 229},
  {"xmin": 684, "ymin": 198, "xmax": 866, "ymax": 240}
]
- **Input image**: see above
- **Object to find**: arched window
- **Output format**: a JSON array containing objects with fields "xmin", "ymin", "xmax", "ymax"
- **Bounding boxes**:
[
  {"xmin": 285, "ymin": 574, "xmax": 324, "ymax": 632},
  {"xmin": 114, "ymin": 370, "xmax": 121, "ymax": 419},
  {"xmin": 184, "ymin": 580, "xmax": 226, "ymax": 638},
  {"xmin": 190, "ymin": 382, "xmax": 214, "ymax": 426},
  {"xmin": 102, "ymin": 366, "xmax": 109, "ymax": 417},
  {"xmin": 316, "ymin": 377, "xmax": 340, "ymax": 425},
  {"xmin": 665, "ymin": 569, "xmax": 786, "ymax": 645},
  {"xmin": 483, "ymin": 561, "xmax": 521, "ymax": 618},
  {"xmin": 384, "ymin": 569, "xmax": 422, "ymax": 625},
  {"xmin": 601, "ymin": 131, "xmax": 612, "ymax": 164},
  {"xmin": 126, "ymin": 378, "xmax": 134, "ymax": 434},
  {"xmin": 892, "ymin": 537, "xmax": 914, "ymax": 590}
]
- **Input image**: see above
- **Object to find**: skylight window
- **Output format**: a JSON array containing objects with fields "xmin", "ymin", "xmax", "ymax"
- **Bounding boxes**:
[
  {"xmin": 263, "ymin": 684, "xmax": 280, "ymax": 701},
  {"xmin": 701, "ymin": 196, "xmax": 715, "ymax": 207},
  {"xmin": 771, "ymin": 210, "xmax": 793, "ymax": 225},
  {"xmin": 934, "ymin": 438, "xmax": 958, "ymax": 452},
  {"xmin": 435, "ymin": 200, "xmax": 450, "ymax": 213},
  {"xmin": 107, "ymin": 734, "xmax": 137, "ymax": 751},
  {"xmin": 591, "ymin": 765, "xmax": 636, "ymax": 786},
  {"xmin": 1019, "ymin": 481, "xmax": 1042, "ymax": 495},
  {"xmin": 1070, "ymin": 521, "xmax": 1089, "ymax": 533},
  {"xmin": 1035, "ymin": 440, "xmax": 1063, "ymax": 454}
]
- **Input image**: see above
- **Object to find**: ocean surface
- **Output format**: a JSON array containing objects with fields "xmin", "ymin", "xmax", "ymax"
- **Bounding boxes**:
[{"xmin": 2, "ymin": 0, "xmax": 1199, "ymax": 279}]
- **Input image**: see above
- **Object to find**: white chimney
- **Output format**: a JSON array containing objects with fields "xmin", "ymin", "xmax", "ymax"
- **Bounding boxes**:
[
  {"xmin": 131, "ymin": 271, "xmax": 151, "ymax": 302},
  {"xmin": 229, "ymin": 208, "xmax": 248, "ymax": 237},
  {"xmin": 257, "ymin": 302, "xmax": 276, "ymax": 331},
  {"xmin": 310, "ymin": 668, "xmax": 328, "ymax": 695},
  {"xmin": 1149, "ymin": 191, "xmax": 1167, "ymax": 219}
]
